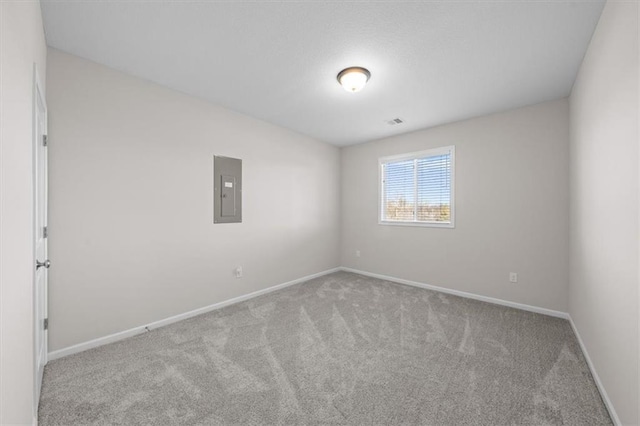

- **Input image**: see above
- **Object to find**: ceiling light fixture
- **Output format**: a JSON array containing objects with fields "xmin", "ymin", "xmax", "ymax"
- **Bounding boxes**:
[{"xmin": 337, "ymin": 67, "xmax": 371, "ymax": 93}]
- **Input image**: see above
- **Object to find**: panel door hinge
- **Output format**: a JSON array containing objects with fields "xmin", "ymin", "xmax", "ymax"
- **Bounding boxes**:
[
  {"xmin": 42, "ymin": 135, "xmax": 48, "ymax": 146},
  {"xmin": 43, "ymin": 226, "xmax": 48, "ymax": 239},
  {"xmin": 44, "ymin": 318, "xmax": 49, "ymax": 330}
]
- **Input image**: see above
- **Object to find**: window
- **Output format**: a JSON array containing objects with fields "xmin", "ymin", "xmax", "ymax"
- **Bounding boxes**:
[{"xmin": 379, "ymin": 146, "xmax": 455, "ymax": 227}]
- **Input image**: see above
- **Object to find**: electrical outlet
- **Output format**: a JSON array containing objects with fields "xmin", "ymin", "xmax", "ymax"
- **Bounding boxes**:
[
  {"xmin": 355, "ymin": 250, "xmax": 361, "ymax": 258},
  {"xmin": 509, "ymin": 272, "xmax": 518, "ymax": 283},
  {"xmin": 235, "ymin": 266, "xmax": 243, "ymax": 278}
]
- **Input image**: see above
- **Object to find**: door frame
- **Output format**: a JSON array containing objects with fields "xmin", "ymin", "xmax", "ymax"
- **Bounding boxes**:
[{"xmin": 32, "ymin": 63, "xmax": 48, "ymax": 415}]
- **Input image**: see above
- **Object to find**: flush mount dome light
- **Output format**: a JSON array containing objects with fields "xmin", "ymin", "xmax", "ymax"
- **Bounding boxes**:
[{"xmin": 337, "ymin": 67, "xmax": 371, "ymax": 92}]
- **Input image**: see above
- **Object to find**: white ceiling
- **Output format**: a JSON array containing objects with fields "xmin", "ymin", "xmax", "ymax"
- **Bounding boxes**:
[{"xmin": 41, "ymin": 0, "xmax": 605, "ymax": 146}]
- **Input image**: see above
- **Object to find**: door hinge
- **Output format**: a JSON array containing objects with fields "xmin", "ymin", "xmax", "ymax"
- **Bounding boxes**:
[
  {"xmin": 43, "ymin": 226, "xmax": 48, "ymax": 239},
  {"xmin": 42, "ymin": 135, "xmax": 48, "ymax": 147},
  {"xmin": 44, "ymin": 318, "xmax": 49, "ymax": 330}
]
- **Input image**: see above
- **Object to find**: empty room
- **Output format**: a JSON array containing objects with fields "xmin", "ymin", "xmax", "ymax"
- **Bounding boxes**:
[{"xmin": 1, "ymin": 0, "xmax": 638, "ymax": 425}]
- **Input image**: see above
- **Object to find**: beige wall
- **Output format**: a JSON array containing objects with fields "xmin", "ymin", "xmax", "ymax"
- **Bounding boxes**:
[
  {"xmin": 569, "ymin": 1, "xmax": 639, "ymax": 424},
  {"xmin": 46, "ymin": 49, "xmax": 341, "ymax": 351},
  {"xmin": 341, "ymin": 99, "xmax": 570, "ymax": 312},
  {"xmin": 14, "ymin": 5, "xmax": 636, "ymax": 423},
  {"xmin": 0, "ymin": 1, "xmax": 47, "ymax": 424}
]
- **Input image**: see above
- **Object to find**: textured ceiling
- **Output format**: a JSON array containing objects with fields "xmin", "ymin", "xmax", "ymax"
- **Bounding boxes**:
[{"xmin": 41, "ymin": 0, "xmax": 605, "ymax": 146}]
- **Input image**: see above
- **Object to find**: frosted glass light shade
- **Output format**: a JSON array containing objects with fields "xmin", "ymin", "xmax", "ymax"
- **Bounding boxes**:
[{"xmin": 337, "ymin": 67, "xmax": 371, "ymax": 92}]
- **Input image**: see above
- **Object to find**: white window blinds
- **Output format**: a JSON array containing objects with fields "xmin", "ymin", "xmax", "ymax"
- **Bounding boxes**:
[{"xmin": 380, "ymin": 146, "xmax": 454, "ymax": 227}]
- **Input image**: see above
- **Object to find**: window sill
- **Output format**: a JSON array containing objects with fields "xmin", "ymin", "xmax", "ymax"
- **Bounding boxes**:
[{"xmin": 378, "ymin": 220, "xmax": 455, "ymax": 229}]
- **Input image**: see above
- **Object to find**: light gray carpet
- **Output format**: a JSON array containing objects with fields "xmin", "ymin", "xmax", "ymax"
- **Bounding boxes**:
[{"xmin": 39, "ymin": 272, "xmax": 612, "ymax": 425}]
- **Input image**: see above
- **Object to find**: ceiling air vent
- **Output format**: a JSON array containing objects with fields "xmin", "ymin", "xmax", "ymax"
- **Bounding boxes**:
[{"xmin": 387, "ymin": 118, "xmax": 404, "ymax": 126}]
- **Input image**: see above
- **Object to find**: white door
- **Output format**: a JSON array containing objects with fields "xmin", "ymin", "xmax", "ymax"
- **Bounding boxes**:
[{"xmin": 33, "ymin": 67, "xmax": 48, "ymax": 405}]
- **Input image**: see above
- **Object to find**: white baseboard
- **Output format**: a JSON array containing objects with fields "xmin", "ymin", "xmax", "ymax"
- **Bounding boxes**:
[
  {"xmin": 340, "ymin": 267, "xmax": 569, "ymax": 319},
  {"xmin": 568, "ymin": 316, "xmax": 621, "ymax": 426},
  {"xmin": 47, "ymin": 266, "xmax": 618, "ymax": 424},
  {"xmin": 48, "ymin": 267, "xmax": 340, "ymax": 361}
]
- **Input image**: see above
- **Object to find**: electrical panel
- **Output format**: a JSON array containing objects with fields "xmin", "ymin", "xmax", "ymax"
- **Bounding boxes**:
[{"xmin": 214, "ymin": 156, "xmax": 242, "ymax": 223}]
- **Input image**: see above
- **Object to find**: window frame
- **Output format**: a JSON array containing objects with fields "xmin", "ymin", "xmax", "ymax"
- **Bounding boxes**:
[{"xmin": 378, "ymin": 145, "xmax": 455, "ymax": 228}]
